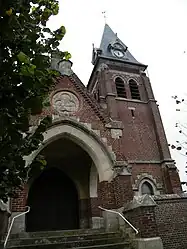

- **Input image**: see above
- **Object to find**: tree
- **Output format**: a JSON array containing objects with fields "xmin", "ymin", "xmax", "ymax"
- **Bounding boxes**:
[
  {"xmin": 170, "ymin": 95, "xmax": 187, "ymax": 186},
  {"xmin": 0, "ymin": 0, "xmax": 71, "ymax": 202}
]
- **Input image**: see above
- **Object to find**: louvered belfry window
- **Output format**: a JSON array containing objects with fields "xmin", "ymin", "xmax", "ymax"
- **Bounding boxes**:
[
  {"xmin": 129, "ymin": 79, "xmax": 141, "ymax": 100},
  {"xmin": 115, "ymin": 77, "xmax": 126, "ymax": 98}
]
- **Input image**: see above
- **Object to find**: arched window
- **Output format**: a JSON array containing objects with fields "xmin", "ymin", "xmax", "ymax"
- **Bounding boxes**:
[
  {"xmin": 141, "ymin": 181, "xmax": 154, "ymax": 195},
  {"xmin": 115, "ymin": 77, "xmax": 126, "ymax": 98},
  {"xmin": 129, "ymin": 79, "xmax": 141, "ymax": 100}
]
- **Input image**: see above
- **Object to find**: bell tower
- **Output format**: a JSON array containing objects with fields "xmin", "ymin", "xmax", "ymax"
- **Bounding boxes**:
[
  {"xmin": 89, "ymin": 24, "xmax": 148, "ymax": 119},
  {"xmin": 88, "ymin": 24, "xmax": 182, "ymax": 195}
]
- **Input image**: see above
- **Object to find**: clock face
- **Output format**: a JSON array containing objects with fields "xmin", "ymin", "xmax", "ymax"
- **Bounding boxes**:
[{"xmin": 112, "ymin": 49, "xmax": 124, "ymax": 58}]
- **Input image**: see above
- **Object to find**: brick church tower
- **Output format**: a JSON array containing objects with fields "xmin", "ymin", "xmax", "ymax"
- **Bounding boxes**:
[
  {"xmin": 88, "ymin": 24, "xmax": 182, "ymax": 196},
  {"xmin": 9, "ymin": 24, "xmax": 183, "ymax": 242}
]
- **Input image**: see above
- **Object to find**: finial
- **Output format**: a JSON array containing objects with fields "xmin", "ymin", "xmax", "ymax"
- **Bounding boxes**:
[{"xmin": 102, "ymin": 11, "xmax": 107, "ymax": 23}]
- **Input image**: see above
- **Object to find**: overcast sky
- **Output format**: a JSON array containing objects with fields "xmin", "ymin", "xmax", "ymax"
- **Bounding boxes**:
[{"xmin": 49, "ymin": 0, "xmax": 187, "ymax": 186}]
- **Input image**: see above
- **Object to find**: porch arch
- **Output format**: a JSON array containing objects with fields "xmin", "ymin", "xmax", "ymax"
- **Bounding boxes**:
[{"xmin": 26, "ymin": 121, "xmax": 114, "ymax": 182}]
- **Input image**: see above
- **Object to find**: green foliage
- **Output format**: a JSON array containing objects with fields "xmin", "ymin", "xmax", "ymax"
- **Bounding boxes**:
[{"xmin": 0, "ymin": 0, "xmax": 69, "ymax": 202}]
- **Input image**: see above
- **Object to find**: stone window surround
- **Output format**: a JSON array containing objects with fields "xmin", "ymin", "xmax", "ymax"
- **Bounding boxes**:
[
  {"xmin": 133, "ymin": 173, "xmax": 162, "ymax": 196},
  {"xmin": 111, "ymin": 72, "xmax": 141, "ymax": 86}
]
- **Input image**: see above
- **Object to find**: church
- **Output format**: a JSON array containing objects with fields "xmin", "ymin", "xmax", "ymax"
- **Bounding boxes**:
[{"xmin": 7, "ymin": 24, "xmax": 187, "ymax": 249}]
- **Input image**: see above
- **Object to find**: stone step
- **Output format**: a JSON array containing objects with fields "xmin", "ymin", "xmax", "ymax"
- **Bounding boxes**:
[
  {"xmin": 9, "ymin": 229, "xmax": 106, "ymax": 240},
  {"xmin": 7, "ymin": 237, "xmax": 126, "ymax": 248},
  {"xmin": 7, "ymin": 232, "xmax": 122, "ymax": 247},
  {"xmin": 7, "ymin": 241, "xmax": 130, "ymax": 249}
]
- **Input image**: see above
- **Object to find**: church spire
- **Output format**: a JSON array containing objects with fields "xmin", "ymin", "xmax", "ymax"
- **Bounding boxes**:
[{"xmin": 92, "ymin": 24, "xmax": 147, "ymax": 70}]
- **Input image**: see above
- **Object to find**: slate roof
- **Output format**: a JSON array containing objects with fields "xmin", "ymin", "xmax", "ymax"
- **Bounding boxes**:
[{"xmin": 98, "ymin": 24, "xmax": 147, "ymax": 68}]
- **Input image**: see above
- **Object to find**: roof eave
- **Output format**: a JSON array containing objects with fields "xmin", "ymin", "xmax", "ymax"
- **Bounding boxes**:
[{"xmin": 97, "ymin": 55, "xmax": 148, "ymax": 70}]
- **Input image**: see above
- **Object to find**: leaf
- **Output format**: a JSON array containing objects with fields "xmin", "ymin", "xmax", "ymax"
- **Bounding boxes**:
[
  {"xmin": 0, "ymin": 0, "xmax": 69, "ymax": 202},
  {"xmin": 6, "ymin": 8, "xmax": 13, "ymax": 16},
  {"xmin": 27, "ymin": 64, "xmax": 36, "ymax": 75},
  {"xmin": 39, "ymin": 159, "xmax": 47, "ymax": 166},
  {"xmin": 20, "ymin": 65, "xmax": 30, "ymax": 76},
  {"xmin": 17, "ymin": 52, "xmax": 30, "ymax": 64},
  {"xmin": 43, "ymin": 97, "xmax": 50, "ymax": 107},
  {"xmin": 52, "ymin": 4, "xmax": 59, "ymax": 15},
  {"xmin": 176, "ymin": 146, "xmax": 182, "ymax": 150},
  {"xmin": 65, "ymin": 52, "xmax": 71, "ymax": 60},
  {"xmin": 43, "ymin": 28, "xmax": 51, "ymax": 33}
]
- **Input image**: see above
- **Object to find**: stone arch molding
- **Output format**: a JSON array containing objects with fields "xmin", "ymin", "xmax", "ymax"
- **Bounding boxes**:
[
  {"xmin": 25, "ymin": 122, "xmax": 114, "ymax": 182},
  {"xmin": 132, "ymin": 173, "xmax": 162, "ymax": 196}
]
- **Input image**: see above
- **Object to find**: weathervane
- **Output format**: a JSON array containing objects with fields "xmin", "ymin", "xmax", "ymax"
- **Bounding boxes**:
[{"xmin": 102, "ymin": 11, "xmax": 107, "ymax": 23}]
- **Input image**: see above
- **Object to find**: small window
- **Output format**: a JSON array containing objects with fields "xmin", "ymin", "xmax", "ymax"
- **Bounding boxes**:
[
  {"xmin": 115, "ymin": 77, "xmax": 126, "ymax": 98},
  {"xmin": 93, "ymin": 91, "xmax": 97, "ymax": 100},
  {"xmin": 97, "ymin": 89, "xmax": 100, "ymax": 102},
  {"xmin": 93, "ymin": 89, "xmax": 100, "ymax": 102},
  {"xmin": 141, "ymin": 181, "xmax": 154, "ymax": 195},
  {"xmin": 129, "ymin": 79, "xmax": 141, "ymax": 100}
]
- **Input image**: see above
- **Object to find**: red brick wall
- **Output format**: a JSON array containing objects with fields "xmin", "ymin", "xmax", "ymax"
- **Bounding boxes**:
[
  {"xmin": 168, "ymin": 169, "xmax": 182, "ymax": 194},
  {"xmin": 162, "ymin": 165, "xmax": 182, "ymax": 194},
  {"xmin": 98, "ymin": 175, "xmax": 133, "ymax": 210},
  {"xmin": 155, "ymin": 196, "xmax": 187, "ymax": 249},
  {"xmin": 90, "ymin": 61, "xmax": 172, "ymax": 157},
  {"xmin": 113, "ymin": 175, "xmax": 133, "ymax": 207},
  {"xmin": 11, "ymin": 185, "xmax": 27, "ymax": 212},
  {"xmin": 116, "ymin": 96, "xmax": 162, "ymax": 161},
  {"xmin": 124, "ymin": 206, "xmax": 158, "ymax": 238},
  {"xmin": 124, "ymin": 195, "xmax": 187, "ymax": 249},
  {"xmin": 93, "ymin": 63, "xmax": 180, "ymax": 194},
  {"xmin": 98, "ymin": 181, "xmax": 116, "ymax": 209}
]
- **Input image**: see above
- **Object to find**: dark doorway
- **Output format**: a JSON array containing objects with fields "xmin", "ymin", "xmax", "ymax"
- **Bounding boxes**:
[{"xmin": 26, "ymin": 168, "xmax": 79, "ymax": 232}]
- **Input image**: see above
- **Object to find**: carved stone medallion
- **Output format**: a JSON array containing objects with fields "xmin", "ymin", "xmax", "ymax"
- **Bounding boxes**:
[{"xmin": 52, "ymin": 91, "xmax": 79, "ymax": 115}]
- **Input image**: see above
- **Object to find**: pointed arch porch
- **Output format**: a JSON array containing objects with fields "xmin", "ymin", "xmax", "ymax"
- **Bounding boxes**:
[
  {"xmin": 26, "ymin": 118, "xmax": 114, "ymax": 182},
  {"xmin": 10, "ymin": 119, "xmax": 116, "ymax": 233}
]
